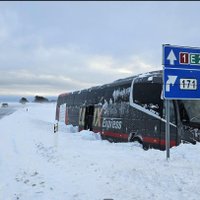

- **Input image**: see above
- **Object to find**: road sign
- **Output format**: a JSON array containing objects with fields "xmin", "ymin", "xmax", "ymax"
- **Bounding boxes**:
[
  {"xmin": 164, "ymin": 68, "xmax": 200, "ymax": 99},
  {"xmin": 163, "ymin": 45, "xmax": 200, "ymax": 99},
  {"xmin": 163, "ymin": 44, "xmax": 200, "ymax": 159},
  {"xmin": 163, "ymin": 45, "xmax": 200, "ymax": 70}
]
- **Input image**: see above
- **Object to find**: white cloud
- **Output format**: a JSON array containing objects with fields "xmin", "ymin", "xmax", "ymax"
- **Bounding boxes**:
[
  {"xmin": 0, "ymin": 42, "xmax": 159, "ymax": 96},
  {"xmin": 123, "ymin": 55, "xmax": 159, "ymax": 75},
  {"xmin": 0, "ymin": 3, "xmax": 173, "ymax": 97}
]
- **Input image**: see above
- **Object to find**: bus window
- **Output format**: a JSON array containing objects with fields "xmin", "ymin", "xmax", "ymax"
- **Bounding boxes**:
[
  {"xmin": 179, "ymin": 100, "xmax": 200, "ymax": 127},
  {"xmin": 133, "ymin": 83, "xmax": 162, "ymax": 116}
]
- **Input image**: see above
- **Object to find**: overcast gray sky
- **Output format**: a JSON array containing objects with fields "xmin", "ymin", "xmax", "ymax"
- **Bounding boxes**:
[{"xmin": 1, "ymin": 1, "xmax": 200, "ymax": 97}]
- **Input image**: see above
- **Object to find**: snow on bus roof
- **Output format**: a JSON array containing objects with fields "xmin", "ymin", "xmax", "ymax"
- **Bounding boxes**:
[{"xmin": 114, "ymin": 70, "xmax": 162, "ymax": 83}]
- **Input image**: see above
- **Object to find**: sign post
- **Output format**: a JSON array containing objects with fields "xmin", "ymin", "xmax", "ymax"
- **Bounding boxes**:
[
  {"xmin": 163, "ymin": 44, "xmax": 200, "ymax": 159},
  {"xmin": 165, "ymin": 99, "xmax": 170, "ymax": 159}
]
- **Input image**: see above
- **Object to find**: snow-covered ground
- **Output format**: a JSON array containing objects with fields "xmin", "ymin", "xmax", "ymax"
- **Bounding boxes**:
[{"xmin": 0, "ymin": 103, "xmax": 200, "ymax": 200}]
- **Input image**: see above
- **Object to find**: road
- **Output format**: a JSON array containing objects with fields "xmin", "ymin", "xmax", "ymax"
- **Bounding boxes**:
[{"xmin": 0, "ymin": 104, "xmax": 21, "ymax": 119}]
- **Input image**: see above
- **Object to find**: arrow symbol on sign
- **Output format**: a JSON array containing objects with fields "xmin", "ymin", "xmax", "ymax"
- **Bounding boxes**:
[
  {"xmin": 167, "ymin": 50, "xmax": 177, "ymax": 65},
  {"xmin": 166, "ymin": 75, "xmax": 177, "ymax": 92}
]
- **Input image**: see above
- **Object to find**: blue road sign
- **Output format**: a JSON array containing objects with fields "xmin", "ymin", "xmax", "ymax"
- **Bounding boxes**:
[
  {"xmin": 163, "ymin": 45, "xmax": 200, "ymax": 70},
  {"xmin": 164, "ymin": 68, "xmax": 200, "ymax": 99},
  {"xmin": 163, "ymin": 44, "xmax": 200, "ymax": 99}
]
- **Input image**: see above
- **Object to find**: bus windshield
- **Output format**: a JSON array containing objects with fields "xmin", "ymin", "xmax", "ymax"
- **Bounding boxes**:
[{"xmin": 179, "ymin": 100, "xmax": 200, "ymax": 127}]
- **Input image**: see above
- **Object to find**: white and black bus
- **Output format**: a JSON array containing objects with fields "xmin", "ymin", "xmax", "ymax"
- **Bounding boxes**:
[{"xmin": 56, "ymin": 70, "xmax": 200, "ymax": 150}]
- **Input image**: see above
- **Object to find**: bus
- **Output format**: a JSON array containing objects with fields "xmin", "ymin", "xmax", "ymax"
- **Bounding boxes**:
[{"xmin": 55, "ymin": 70, "xmax": 200, "ymax": 150}]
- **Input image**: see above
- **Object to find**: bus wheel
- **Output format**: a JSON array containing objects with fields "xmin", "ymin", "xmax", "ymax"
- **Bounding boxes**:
[
  {"xmin": 130, "ymin": 135, "xmax": 149, "ymax": 151},
  {"xmin": 131, "ymin": 137, "xmax": 143, "ymax": 148},
  {"xmin": 142, "ymin": 143, "xmax": 149, "ymax": 151}
]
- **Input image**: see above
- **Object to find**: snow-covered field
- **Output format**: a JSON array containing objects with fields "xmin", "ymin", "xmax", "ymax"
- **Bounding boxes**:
[{"xmin": 0, "ymin": 103, "xmax": 200, "ymax": 200}]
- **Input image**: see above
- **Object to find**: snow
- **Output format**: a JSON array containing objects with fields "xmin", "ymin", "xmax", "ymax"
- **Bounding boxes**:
[{"xmin": 0, "ymin": 103, "xmax": 200, "ymax": 200}]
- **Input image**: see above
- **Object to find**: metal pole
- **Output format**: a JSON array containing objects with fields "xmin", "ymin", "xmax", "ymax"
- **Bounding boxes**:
[{"xmin": 165, "ymin": 99, "xmax": 170, "ymax": 159}]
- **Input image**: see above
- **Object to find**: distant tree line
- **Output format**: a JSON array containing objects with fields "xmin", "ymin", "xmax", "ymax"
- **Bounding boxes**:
[
  {"xmin": 19, "ymin": 95, "xmax": 53, "ymax": 104},
  {"xmin": 34, "ymin": 95, "xmax": 49, "ymax": 103},
  {"xmin": 19, "ymin": 97, "xmax": 28, "ymax": 104}
]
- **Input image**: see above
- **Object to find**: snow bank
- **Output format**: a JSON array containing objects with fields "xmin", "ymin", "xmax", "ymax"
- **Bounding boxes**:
[
  {"xmin": 0, "ymin": 103, "xmax": 200, "ymax": 200},
  {"xmin": 78, "ymin": 130, "xmax": 102, "ymax": 141}
]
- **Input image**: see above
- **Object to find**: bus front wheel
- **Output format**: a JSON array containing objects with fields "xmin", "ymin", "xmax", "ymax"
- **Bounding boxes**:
[{"xmin": 130, "ymin": 135, "xmax": 149, "ymax": 151}]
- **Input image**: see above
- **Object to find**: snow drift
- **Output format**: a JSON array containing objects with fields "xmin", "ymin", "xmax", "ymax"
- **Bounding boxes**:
[{"xmin": 0, "ymin": 103, "xmax": 200, "ymax": 200}]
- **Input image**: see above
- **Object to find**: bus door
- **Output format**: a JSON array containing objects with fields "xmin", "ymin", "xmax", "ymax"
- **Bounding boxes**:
[
  {"xmin": 161, "ymin": 100, "xmax": 178, "ymax": 149},
  {"xmin": 78, "ymin": 106, "xmax": 85, "ymax": 131},
  {"xmin": 79, "ymin": 105, "xmax": 94, "ymax": 131},
  {"xmin": 84, "ymin": 105, "xmax": 95, "ymax": 131},
  {"xmin": 144, "ymin": 111, "xmax": 162, "ymax": 149},
  {"xmin": 92, "ymin": 105, "xmax": 102, "ymax": 133}
]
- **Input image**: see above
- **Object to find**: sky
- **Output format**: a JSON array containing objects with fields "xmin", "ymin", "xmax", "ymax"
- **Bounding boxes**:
[{"xmin": 1, "ymin": 1, "xmax": 200, "ymax": 98}]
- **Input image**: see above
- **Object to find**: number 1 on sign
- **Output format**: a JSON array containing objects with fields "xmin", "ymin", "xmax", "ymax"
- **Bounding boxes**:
[
  {"xmin": 180, "ymin": 78, "xmax": 197, "ymax": 90},
  {"xmin": 180, "ymin": 52, "xmax": 189, "ymax": 64}
]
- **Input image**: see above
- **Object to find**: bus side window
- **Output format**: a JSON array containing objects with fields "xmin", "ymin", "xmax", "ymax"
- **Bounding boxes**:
[
  {"xmin": 163, "ymin": 101, "xmax": 176, "ymax": 125},
  {"xmin": 133, "ymin": 83, "xmax": 162, "ymax": 116}
]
